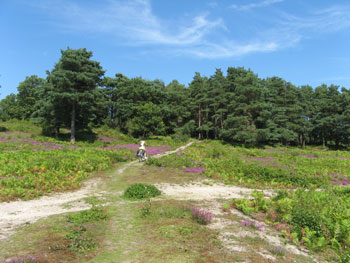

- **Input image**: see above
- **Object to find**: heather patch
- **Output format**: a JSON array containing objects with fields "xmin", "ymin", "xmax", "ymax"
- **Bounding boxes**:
[
  {"xmin": 4, "ymin": 255, "xmax": 39, "ymax": 263},
  {"xmin": 184, "ymin": 167, "xmax": 203, "ymax": 173},
  {"xmin": 329, "ymin": 174, "xmax": 350, "ymax": 185},
  {"xmin": 241, "ymin": 218, "xmax": 265, "ymax": 231},
  {"xmin": 191, "ymin": 206, "xmax": 214, "ymax": 225}
]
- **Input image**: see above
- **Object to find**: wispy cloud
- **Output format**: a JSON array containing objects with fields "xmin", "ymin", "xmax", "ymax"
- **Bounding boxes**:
[
  {"xmin": 230, "ymin": 0, "xmax": 284, "ymax": 11},
  {"xmin": 180, "ymin": 41, "xmax": 278, "ymax": 58},
  {"xmin": 281, "ymin": 5, "xmax": 350, "ymax": 33},
  {"xmin": 30, "ymin": 0, "xmax": 224, "ymax": 46},
  {"xmin": 27, "ymin": 0, "xmax": 350, "ymax": 59},
  {"xmin": 265, "ymin": 5, "xmax": 350, "ymax": 49}
]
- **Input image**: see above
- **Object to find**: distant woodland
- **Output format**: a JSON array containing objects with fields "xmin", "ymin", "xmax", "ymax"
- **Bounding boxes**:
[{"xmin": 1, "ymin": 48, "xmax": 350, "ymax": 147}]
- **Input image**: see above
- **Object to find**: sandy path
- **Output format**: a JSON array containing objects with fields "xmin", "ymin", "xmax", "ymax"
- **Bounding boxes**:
[{"xmin": 0, "ymin": 142, "xmax": 195, "ymax": 240}]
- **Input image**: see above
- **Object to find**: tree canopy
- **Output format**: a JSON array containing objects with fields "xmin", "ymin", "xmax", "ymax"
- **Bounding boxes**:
[{"xmin": 4, "ymin": 47, "xmax": 350, "ymax": 148}]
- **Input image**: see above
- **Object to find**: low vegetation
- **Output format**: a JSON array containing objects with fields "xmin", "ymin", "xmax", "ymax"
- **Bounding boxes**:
[
  {"xmin": 149, "ymin": 141, "xmax": 350, "ymax": 261},
  {"xmin": 2, "ymin": 121, "xmax": 350, "ymax": 262},
  {"xmin": 123, "ymin": 183, "xmax": 162, "ymax": 200}
]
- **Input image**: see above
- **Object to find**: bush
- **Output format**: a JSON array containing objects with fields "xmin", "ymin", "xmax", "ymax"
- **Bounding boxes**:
[
  {"xmin": 191, "ymin": 206, "xmax": 213, "ymax": 225},
  {"xmin": 291, "ymin": 206, "xmax": 322, "ymax": 238},
  {"xmin": 170, "ymin": 131, "xmax": 189, "ymax": 143},
  {"xmin": 123, "ymin": 183, "xmax": 161, "ymax": 200}
]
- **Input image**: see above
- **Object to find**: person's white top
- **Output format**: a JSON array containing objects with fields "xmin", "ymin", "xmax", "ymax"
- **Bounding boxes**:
[{"xmin": 139, "ymin": 140, "xmax": 146, "ymax": 150}]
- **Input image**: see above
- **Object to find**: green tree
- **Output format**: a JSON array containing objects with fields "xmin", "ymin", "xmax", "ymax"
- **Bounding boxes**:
[
  {"xmin": 264, "ymin": 77, "xmax": 300, "ymax": 145},
  {"xmin": 189, "ymin": 72, "xmax": 210, "ymax": 139},
  {"xmin": 46, "ymin": 48, "xmax": 104, "ymax": 143},
  {"xmin": 222, "ymin": 67, "xmax": 264, "ymax": 145},
  {"xmin": 0, "ymin": 94, "xmax": 21, "ymax": 120},
  {"xmin": 312, "ymin": 84, "xmax": 342, "ymax": 147},
  {"xmin": 16, "ymin": 75, "xmax": 45, "ymax": 119},
  {"xmin": 208, "ymin": 69, "xmax": 227, "ymax": 139},
  {"xmin": 162, "ymin": 80, "xmax": 191, "ymax": 135},
  {"xmin": 130, "ymin": 102, "xmax": 166, "ymax": 137}
]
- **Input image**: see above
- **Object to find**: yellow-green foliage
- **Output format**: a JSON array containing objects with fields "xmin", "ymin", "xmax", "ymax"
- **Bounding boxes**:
[{"xmin": 0, "ymin": 148, "xmax": 130, "ymax": 201}]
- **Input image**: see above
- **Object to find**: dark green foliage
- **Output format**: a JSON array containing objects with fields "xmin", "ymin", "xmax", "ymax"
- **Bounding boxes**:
[
  {"xmin": 291, "ymin": 206, "xmax": 322, "ymax": 238},
  {"xmin": 123, "ymin": 183, "xmax": 161, "ymax": 200},
  {"xmin": 38, "ymin": 48, "xmax": 105, "ymax": 142},
  {"xmin": 4, "ymin": 47, "xmax": 350, "ymax": 148},
  {"xmin": 65, "ymin": 226, "xmax": 95, "ymax": 252},
  {"xmin": 16, "ymin": 75, "xmax": 45, "ymax": 120},
  {"xmin": 341, "ymin": 252, "xmax": 350, "ymax": 263},
  {"xmin": 130, "ymin": 102, "xmax": 166, "ymax": 138},
  {"xmin": 0, "ymin": 94, "xmax": 21, "ymax": 121},
  {"xmin": 272, "ymin": 190, "xmax": 291, "ymax": 201}
]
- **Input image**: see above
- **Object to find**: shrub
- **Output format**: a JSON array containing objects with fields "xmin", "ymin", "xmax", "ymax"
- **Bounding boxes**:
[
  {"xmin": 291, "ymin": 206, "xmax": 322, "ymax": 238},
  {"xmin": 123, "ymin": 183, "xmax": 161, "ymax": 200},
  {"xmin": 191, "ymin": 206, "xmax": 213, "ymax": 225}
]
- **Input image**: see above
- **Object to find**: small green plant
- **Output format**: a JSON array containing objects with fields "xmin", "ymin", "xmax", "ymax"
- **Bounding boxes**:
[
  {"xmin": 341, "ymin": 251, "xmax": 350, "ymax": 263},
  {"xmin": 123, "ymin": 183, "xmax": 161, "ymax": 200},
  {"xmin": 222, "ymin": 203, "xmax": 230, "ymax": 212},
  {"xmin": 252, "ymin": 191, "xmax": 270, "ymax": 212},
  {"xmin": 65, "ymin": 226, "xmax": 95, "ymax": 252},
  {"xmin": 141, "ymin": 199, "xmax": 152, "ymax": 217},
  {"xmin": 232, "ymin": 198, "xmax": 256, "ymax": 215},
  {"xmin": 302, "ymin": 227, "xmax": 327, "ymax": 251},
  {"xmin": 67, "ymin": 206, "xmax": 107, "ymax": 225}
]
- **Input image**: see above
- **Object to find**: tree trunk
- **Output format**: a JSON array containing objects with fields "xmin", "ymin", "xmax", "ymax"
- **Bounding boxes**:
[
  {"xmin": 322, "ymin": 135, "xmax": 325, "ymax": 147},
  {"xmin": 198, "ymin": 103, "xmax": 201, "ymax": 140},
  {"xmin": 206, "ymin": 104, "xmax": 209, "ymax": 139},
  {"xmin": 220, "ymin": 112, "xmax": 223, "ymax": 129},
  {"xmin": 70, "ymin": 102, "xmax": 76, "ymax": 144},
  {"xmin": 55, "ymin": 126, "xmax": 60, "ymax": 138},
  {"xmin": 111, "ymin": 106, "xmax": 115, "ymax": 128}
]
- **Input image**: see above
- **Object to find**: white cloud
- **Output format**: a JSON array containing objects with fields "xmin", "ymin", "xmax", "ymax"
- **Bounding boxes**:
[
  {"xmin": 27, "ymin": 1, "xmax": 350, "ymax": 59},
  {"xmin": 31, "ymin": 0, "xmax": 225, "ymax": 46},
  {"xmin": 181, "ymin": 41, "xmax": 278, "ymax": 59},
  {"xmin": 230, "ymin": 0, "xmax": 284, "ymax": 11},
  {"xmin": 264, "ymin": 5, "xmax": 350, "ymax": 50}
]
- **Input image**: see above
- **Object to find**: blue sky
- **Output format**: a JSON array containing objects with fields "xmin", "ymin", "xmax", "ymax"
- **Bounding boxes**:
[{"xmin": 1, "ymin": 0, "xmax": 350, "ymax": 99}]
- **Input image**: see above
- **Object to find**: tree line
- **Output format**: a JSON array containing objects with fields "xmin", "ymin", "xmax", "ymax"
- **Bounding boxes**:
[{"xmin": 1, "ymin": 47, "xmax": 350, "ymax": 147}]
